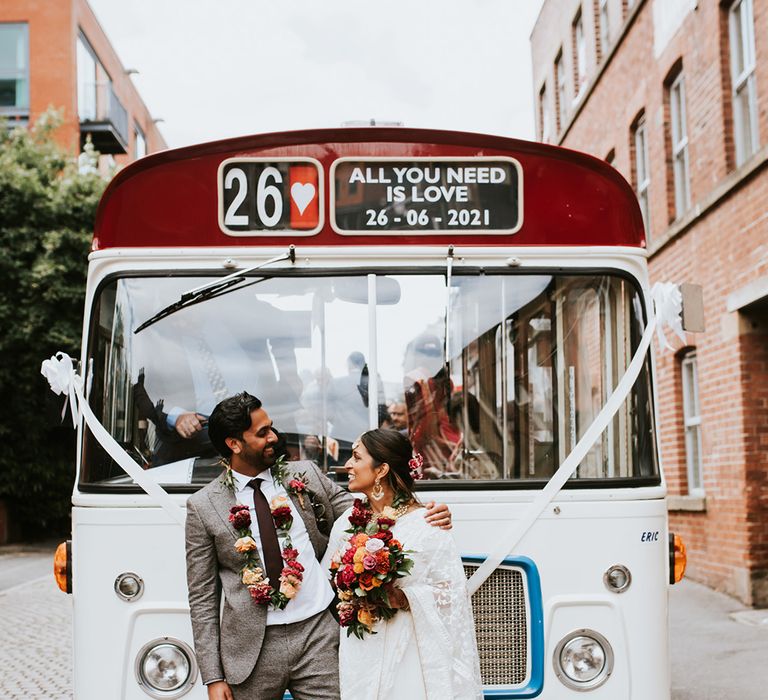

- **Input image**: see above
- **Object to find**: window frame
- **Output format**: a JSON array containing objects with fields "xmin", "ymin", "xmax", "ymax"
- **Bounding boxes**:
[
  {"xmin": 555, "ymin": 49, "xmax": 567, "ymax": 132},
  {"xmin": 729, "ymin": 0, "xmax": 759, "ymax": 166},
  {"xmin": 598, "ymin": 0, "xmax": 610, "ymax": 60},
  {"xmin": 572, "ymin": 9, "xmax": 586, "ymax": 97},
  {"xmin": 632, "ymin": 114, "xmax": 651, "ymax": 236},
  {"xmin": 680, "ymin": 350, "xmax": 704, "ymax": 495},
  {"xmin": 0, "ymin": 22, "xmax": 30, "ymax": 117},
  {"xmin": 539, "ymin": 83, "xmax": 551, "ymax": 142},
  {"xmin": 134, "ymin": 123, "xmax": 147, "ymax": 159},
  {"xmin": 669, "ymin": 71, "xmax": 691, "ymax": 218}
]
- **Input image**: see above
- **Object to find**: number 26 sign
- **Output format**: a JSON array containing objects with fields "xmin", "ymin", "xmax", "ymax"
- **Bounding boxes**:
[{"xmin": 217, "ymin": 158, "xmax": 323, "ymax": 236}]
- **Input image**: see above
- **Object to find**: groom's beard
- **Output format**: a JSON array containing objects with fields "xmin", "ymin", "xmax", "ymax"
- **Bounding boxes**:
[{"xmin": 242, "ymin": 444, "xmax": 277, "ymax": 472}]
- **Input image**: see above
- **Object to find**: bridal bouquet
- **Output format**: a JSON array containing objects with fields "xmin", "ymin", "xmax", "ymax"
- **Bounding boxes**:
[{"xmin": 329, "ymin": 499, "xmax": 415, "ymax": 639}]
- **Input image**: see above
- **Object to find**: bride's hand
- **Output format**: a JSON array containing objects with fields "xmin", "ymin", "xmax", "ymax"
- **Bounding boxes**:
[
  {"xmin": 385, "ymin": 583, "xmax": 410, "ymax": 610},
  {"xmin": 424, "ymin": 501, "xmax": 452, "ymax": 530}
]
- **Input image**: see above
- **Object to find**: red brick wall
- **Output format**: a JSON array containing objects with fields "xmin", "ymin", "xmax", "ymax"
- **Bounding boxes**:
[
  {"xmin": 532, "ymin": 0, "xmax": 768, "ymax": 604},
  {"xmin": 0, "ymin": 0, "xmax": 166, "ymax": 159}
]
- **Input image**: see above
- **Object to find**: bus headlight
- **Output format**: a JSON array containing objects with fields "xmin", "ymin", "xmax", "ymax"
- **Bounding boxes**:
[
  {"xmin": 135, "ymin": 638, "xmax": 197, "ymax": 698},
  {"xmin": 553, "ymin": 629, "xmax": 613, "ymax": 690}
]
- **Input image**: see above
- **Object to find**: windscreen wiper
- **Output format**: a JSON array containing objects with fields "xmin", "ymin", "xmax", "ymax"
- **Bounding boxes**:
[{"xmin": 134, "ymin": 246, "xmax": 296, "ymax": 334}]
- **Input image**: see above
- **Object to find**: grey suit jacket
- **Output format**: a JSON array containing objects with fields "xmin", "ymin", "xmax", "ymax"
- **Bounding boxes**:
[{"xmin": 185, "ymin": 460, "xmax": 353, "ymax": 685}]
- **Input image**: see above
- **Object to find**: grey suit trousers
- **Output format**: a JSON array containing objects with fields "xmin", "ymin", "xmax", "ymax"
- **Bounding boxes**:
[{"xmin": 230, "ymin": 609, "xmax": 340, "ymax": 700}]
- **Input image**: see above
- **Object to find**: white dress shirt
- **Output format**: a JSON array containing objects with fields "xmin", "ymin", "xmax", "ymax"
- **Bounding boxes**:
[{"xmin": 231, "ymin": 469, "xmax": 334, "ymax": 625}]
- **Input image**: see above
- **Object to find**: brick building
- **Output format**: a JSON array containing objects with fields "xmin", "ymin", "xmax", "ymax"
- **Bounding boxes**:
[
  {"xmin": 0, "ymin": 0, "xmax": 166, "ymax": 164},
  {"xmin": 531, "ymin": 0, "xmax": 768, "ymax": 606}
]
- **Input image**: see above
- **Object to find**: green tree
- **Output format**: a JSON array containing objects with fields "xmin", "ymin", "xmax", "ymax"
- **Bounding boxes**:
[{"xmin": 0, "ymin": 111, "xmax": 107, "ymax": 536}]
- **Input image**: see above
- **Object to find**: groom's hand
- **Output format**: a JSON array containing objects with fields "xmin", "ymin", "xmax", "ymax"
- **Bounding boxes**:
[
  {"xmin": 424, "ymin": 501, "xmax": 452, "ymax": 530},
  {"xmin": 207, "ymin": 681, "xmax": 234, "ymax": 700}
]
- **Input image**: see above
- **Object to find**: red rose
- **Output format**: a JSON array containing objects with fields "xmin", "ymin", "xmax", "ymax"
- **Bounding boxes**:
[
  {"xmin": 339, "ymin": 566, "xmax": 356, "ymax": 587},
  {"xmin": 286, "ymin": 559, "xmax": 304, "ymax": 573},
  {"xmin": 342, "ymin": 548, "xmax": 356, "ymax": 565},
  {"xmin": 249, "ymin": 582, "xmax": 272, "ymax": 605},
  {"xmin": 337, "ymin": 602, "xmax": 356, "ymax": 626},
  {"xmin": 272, "ymin": 506, "xmax": 293, "ymax": 529},
  {"xmin": 229, "ymin": 504, "xmax": 251, "ymax": 530},
  {"xmin": 282, "ymin": 547, "xmax": 299, "ymax": 560},
  {"xmin": 372, "ymin": 530, "xmax": 393, "ymax": 543},
  {"xmin": 376, "ymin": 516, "xmax": 396, "ymax": 529}
]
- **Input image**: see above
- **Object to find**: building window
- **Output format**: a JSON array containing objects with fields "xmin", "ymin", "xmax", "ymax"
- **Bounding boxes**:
[
  {"xmin": 681, "ymin": 350, "xmax": 703, "ymax": 494},
  {"xmin": 631, "ymin": 113, "xmax": 650, "ymax": 235},
  {"xmin": 729, "ymin": 0, "xmax": 758, "ymax": 165},
  {"xmin": 572, "ymin": 9, "xmax": 586, "ymax": 96},
  {"xmin": 555, "ymin": 50, "xmax": 567, "ymax": 132},
  {"xmin": 597, "ymin": 0, "xmax": 610, "ymax": 60},
  {"xmin": 77, "ymin": 35, "xmax": 99, "ymax": 121},
  {"xmin": 0, "ymin": 23, "xmax": 29, "ymax": 120},
  {"xmin": 539, "ymin": 83, "xmax": 551, "ymax": 142},
  {"xmin": 134, "ymin": 124, "xmax": 146, "ymax": 159},
  {"xmin": 669, "ymin": 71, "xmax": 690, "ymax": 218}
]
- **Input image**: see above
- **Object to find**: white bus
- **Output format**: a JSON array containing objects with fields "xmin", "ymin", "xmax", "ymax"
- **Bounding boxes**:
[{"xmin": 52, "ymin": 128, "xmax": 687, "ymax": 699}]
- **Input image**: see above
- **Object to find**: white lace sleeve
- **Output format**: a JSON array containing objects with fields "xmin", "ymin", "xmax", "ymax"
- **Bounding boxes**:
[{"xmin": 398, "ymin": 520, "xmax": 483, "ymax": 699}]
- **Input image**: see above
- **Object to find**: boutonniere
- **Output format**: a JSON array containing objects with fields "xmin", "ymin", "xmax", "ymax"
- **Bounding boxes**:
[{"xmin": 287, "ymin": 474, "xmax": 309, "ymax": 509}]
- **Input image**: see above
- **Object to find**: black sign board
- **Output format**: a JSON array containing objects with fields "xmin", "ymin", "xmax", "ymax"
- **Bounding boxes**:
[{"xmin": 331, "ymin": 158, "xmax": 522, "ymax": 234}]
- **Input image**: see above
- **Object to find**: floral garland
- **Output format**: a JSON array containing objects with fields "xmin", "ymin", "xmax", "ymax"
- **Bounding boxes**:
[{"xmin": 223, "ymin": 456, "xmax": 310, "ymax": 609}]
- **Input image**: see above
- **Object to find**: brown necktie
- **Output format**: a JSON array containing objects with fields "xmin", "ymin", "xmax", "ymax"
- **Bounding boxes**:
[{"xmin": 248, "ymin": 478, "xmax": 283, "ymax": 588}]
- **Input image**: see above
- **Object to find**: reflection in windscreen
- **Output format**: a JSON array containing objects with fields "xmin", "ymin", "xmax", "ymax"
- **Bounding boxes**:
[{"xmin": 83, "ymin": 272, "xmax": 657, "ymax": 487}]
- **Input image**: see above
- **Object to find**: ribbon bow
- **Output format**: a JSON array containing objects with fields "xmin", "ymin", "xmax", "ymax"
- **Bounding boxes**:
[
  {"xmin": 39, "ymin": 351, "xmax": 185, "ymax": 526},
  {"xmin": 651, "ymin": 282, "xmax": 686, "ymax": 351},
  {"xmin": 40, "ymin": 352, "xmax": 83, "ymax": 427}
]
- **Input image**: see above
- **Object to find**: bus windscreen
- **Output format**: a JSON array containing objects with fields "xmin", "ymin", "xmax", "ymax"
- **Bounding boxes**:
[{"xmin": 81, "ymin": 270, "xmax": 657, "ymax": 488}]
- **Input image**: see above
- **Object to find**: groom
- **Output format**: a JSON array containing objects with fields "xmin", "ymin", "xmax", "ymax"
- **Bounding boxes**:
[{"xmin": 185, "ymin": 391, "xmax": 451, "ymax": 700}]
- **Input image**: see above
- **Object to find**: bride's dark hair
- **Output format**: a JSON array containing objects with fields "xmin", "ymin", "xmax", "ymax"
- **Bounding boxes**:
[{"xmin": 360, "ymin": 429, "xmax": 419, "ymax": 502}]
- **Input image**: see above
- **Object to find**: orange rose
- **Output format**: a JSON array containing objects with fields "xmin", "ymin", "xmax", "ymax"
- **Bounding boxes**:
[
  {"xmin": 357, "ymin": 608, "xmax": 375, "ymax": 628},
  {"xmin": 241, "ymin": 567, "xmax": 264, "ymax": 585},
  {"xmin": 353, "ymin": 562, "xmax": 365, "ymax": 574},
  {"xmin": 234, "ymin": 536, "xmax": 257, "ymax": 552},
  {"xmin": 359, "ymin": 572, "xmax": 375, "ymax": 590}
]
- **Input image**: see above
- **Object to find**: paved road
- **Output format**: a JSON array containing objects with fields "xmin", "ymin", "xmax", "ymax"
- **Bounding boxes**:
[
  {"xmin": 0, "ymin": 546, "xmax": 72, "ymax": 699},
  {"xmin": 1, "ymin": 545, "xmax": 768, "ymax": 698},
  {"xmin": 670, "ymin": 578, "xmax": 768, "ymax": 700}
]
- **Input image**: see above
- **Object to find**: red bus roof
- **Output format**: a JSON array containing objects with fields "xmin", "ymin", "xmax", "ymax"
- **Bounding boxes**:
[{"xmin": 93, "ymin": 127, "xmax": 645, "ymax": 250}]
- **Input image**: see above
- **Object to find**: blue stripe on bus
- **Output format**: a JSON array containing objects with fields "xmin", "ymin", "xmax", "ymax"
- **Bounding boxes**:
[{"xmin": 463, "ymin": 554, "xmax": 544, "ymax": 699}]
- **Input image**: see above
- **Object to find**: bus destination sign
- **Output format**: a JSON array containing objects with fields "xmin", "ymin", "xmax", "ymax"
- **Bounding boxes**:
[
  {"xmin": 331, "ymin": 158, "xmax": 522, "ymax": 235},
  {"xmin": 218, "ymin": 158, "xmax": 323, "ymax": 236}
]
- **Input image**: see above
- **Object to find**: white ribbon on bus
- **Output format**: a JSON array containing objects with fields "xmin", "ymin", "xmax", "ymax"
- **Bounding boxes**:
[
  {"xmin": 40, "ymin": 282, "xmax": 685, "ymax": 546},
  {"xmin": 466, "ymin": 281, "xmax": 684, "ymax": 594},
  {"xmin": 40, "ymin": 353, "xmax": 186, "ymax": 526}
]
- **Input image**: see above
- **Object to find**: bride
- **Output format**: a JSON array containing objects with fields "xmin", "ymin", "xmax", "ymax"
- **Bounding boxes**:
[{"xmin": 320, "ymin": 429, "xmax": 483, "ymax": 699}]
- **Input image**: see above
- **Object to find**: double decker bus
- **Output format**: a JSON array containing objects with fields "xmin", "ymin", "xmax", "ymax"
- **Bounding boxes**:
[{"xmin": 54, "ymin": 127, "xmax": 687, "ymax": 699}]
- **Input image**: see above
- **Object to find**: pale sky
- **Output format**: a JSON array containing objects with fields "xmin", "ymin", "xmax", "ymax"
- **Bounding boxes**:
[{"xmin": 87, "ymin": 0, "xmax": 544, "ymax": 149}]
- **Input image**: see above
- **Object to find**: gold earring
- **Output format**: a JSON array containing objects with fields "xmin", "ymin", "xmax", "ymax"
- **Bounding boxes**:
[{"xmin": 371, "ymin": 477, "xmax": 384, "ymax": 501}]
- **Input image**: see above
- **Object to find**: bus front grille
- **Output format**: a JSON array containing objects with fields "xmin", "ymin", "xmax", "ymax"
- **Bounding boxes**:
[{"xmin": 463, "ymin": 563, "xmax": 529, "ymax": 686}]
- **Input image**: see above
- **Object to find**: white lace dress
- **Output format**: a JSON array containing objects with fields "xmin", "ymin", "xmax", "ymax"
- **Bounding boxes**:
[{"xmin": 320, "ymin": 507, "xmax": 483, "ymax": 699}]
